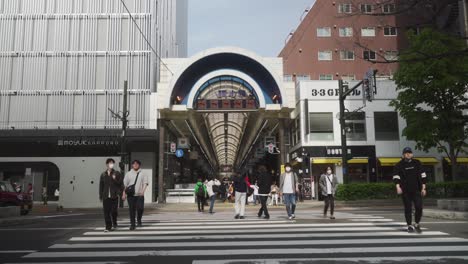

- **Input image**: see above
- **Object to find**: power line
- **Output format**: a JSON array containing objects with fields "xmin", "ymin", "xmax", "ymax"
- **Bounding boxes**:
[{"xmin": 119, "ymin": 0, "xmax": 174, "ymax": 76}]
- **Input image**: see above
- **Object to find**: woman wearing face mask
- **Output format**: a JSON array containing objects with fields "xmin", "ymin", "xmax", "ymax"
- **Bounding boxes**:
[
  {"xmin": 319, "ymin": 167, "xmax": 338, "ymax": 219},
  {"xmin": 279, "ymin": 163, "xmax": 299, "ymax": 220}
]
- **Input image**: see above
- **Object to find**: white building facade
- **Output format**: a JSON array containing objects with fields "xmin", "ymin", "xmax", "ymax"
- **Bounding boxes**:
[
  {"xmin": 0, "ymin": 0, "xmax": 187, "ymax": 207},
  {"xmin": 289, "ymin": 80, "xmax": 467, "ymax": 185}
]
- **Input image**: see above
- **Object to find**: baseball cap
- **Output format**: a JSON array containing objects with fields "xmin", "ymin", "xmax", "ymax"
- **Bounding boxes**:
[{"xmin": 402, "ymin": 147, "xmax": 413, "ymax": 154}]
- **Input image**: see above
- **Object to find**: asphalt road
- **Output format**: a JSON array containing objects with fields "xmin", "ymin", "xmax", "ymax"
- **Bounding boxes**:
[{"xmin": 1, "ymin": 204, "xmax": 468, "ymax": 264}]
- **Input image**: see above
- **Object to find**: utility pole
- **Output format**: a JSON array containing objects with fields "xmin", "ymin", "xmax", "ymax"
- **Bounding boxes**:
[
  {"xmin": 338, "ymin": 79, "xmax": 349, "ymax": 184},
  {"xmin": 338, "ymin": 70, "xmax": 377, "ymax": 184},
  {"xmin": 109, "ymin": 81, "xmax": 130, "ymax": 206}
]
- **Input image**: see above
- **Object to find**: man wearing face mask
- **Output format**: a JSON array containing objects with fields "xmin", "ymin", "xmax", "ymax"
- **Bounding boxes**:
[
  {"xmin": 279, "ymin": 163, "xmax": 299, "ymax": 220},
  {"xmin": 319, "ymin": 167, "xmax": 338, "ymax": 219},
  {"xmin": 393, "ymin": 147, "xmax": 427, "ymax": 233},
  {"xmin": 99, "ymin": 158, "xmax": 123, "ymax": 232}
]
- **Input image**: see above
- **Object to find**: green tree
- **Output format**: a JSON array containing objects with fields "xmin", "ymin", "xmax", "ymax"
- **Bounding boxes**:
[{"xmin": 390, "ymin": 28, "xmax": 468, "ymax": 181}]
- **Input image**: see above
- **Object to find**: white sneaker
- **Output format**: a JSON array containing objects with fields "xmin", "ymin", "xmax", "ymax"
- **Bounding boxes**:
[
  {"xmin": 104, "ymin": 229, "xmax": 109, "ymax": 233},
  {"xmin": 288, "ymin": 216, "xmax": 293, "ymax": 220},
  {"xmin": 291, "ymin": 214, "xmax": 296, "ymax": 219}
]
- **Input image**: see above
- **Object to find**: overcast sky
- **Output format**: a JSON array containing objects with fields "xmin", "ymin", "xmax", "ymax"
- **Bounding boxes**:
[{"xmin": 188, "ymin": 0, "xmax": 315, "ymax": 57}]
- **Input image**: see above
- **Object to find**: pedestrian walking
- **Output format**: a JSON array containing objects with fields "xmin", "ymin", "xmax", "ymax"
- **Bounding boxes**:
[
  {"xmin": 393, "ymin": 147, "xmax": 427, "ymax": 233},
  {"xmin": 257, "ymin": 165, "xmax": 272, "ymax": 219},
  {"xmin": 206, "ymin": 177, "xmax": 221, "ymax": 214},
  {"xmin": 41, "ymin": 187, "xmax": 48, "ymax": 205},
  {"xmin": 269, "ymin": 182, "xmax": 279, "ymax": 206},
  {"xmin": 233, "ymin": 173, "xmax": 248, "ymax": 219},
  {"xmin": 194, "ymin": 179, "xmax": 207, "ymax": 212},
  {"xmin": 279, "ymin": 163, "xmax": 299, "ymax": 220},
  {"xmin": 122, "ymin": 160, "xmax": 149, "ymax": 230},
  {"xmin": 250, "ymin": 181, "xmax": 259, "ymax": 205},
  {"xmin": 319, "ymin": 167, "xmax": 338, "ymax": 220},
  {"xmin": 99, "ymin": 158, "xmax": 123, "ymax": 232}
]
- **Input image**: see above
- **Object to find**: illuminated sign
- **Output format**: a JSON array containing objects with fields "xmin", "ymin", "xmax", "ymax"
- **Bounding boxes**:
[{"xmin": 196, "ymin": 99, "xmax": 257, "ymax": 110}]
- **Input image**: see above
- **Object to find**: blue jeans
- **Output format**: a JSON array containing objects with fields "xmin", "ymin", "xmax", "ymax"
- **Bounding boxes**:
[
  {"xmin": 283, "ymin": 193, "xmax": 296, "ymax": 217},
  {"xmin": 209, "ymin": 194, "xmax": 216, "ymax": 213}
]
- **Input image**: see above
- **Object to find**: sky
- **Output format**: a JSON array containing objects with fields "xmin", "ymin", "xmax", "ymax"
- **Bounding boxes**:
[{"xmin": 188, "ymin": 0, "xmax": 315, "ymax": 57}]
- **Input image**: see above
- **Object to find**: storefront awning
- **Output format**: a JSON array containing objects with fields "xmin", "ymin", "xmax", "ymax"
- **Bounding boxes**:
[
  {"xmin": 379, "ymin": 157, "xmax": 439, "ymax": 166},
  {"xmin": 444, "ymin": 157, "xmax": 468, "ymax": 164},
  {"xmin": 311, "ymin": 158, "xmax": 368, "ymax": 164}
]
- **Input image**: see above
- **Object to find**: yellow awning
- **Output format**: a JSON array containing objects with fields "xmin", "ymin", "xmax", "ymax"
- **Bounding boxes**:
[
  {"xmin": 349, "ymin": 158, "xmax": 368, "ymax": 164},
  {"xmin": 444, "ymin": 157, "xmax": 468, "ymax": 164},
  {"xmin": 379, "ymin": 157, "xmax": 439, "ymax": 166},
  {"xmin": 418, "ymin": 157, "xmax": 439, "ymax": 165},
  {"xmin": 378, "ymin": 157, "xmax": 401, "ymax": 166},
  {"xmin": 311, "ymin": 158, "xmax": 368, "ymax": 164},
  {"xmin": 311, "ymin": 158, "xmax": 341, "ymax": 164}
]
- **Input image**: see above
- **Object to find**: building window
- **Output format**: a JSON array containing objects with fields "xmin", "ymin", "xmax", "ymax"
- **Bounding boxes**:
[
  {"xmin": 374, "ymin": 112, "xmax": 399, "ymax": 140},
  {"xmin": 296, "ymin": 75, "xmax": 310, "ymax": 81},
  {"xmin": 384, "ymin": 51, "xmax": 399, "ymax": 61},
  {"xmin": 345, "ymin": 112, "xmax": 366, "ymax": 141},
  {"xmin": 317, "ymin": 27, "xmax": 332, "ymax": 37},
  {"xmin": 382, "ymin": 3, "xmax": 396, "ymax": 13},
  {"xmin": 319, "ymin": 74, "xmax": 333, "ymax": 80},
  {"xmin": 363, "ymin": 50, "xmax": 377, "ymax": 61},
  {"xmin": 318, "ymin": 51, "xmax": 333, "ymax": 61},
  {"xmin": 361, "ymin": 27, "xmax": 376, "ymax": 37},
  {"xmin": 340, "ymin": 50, "xmax": 355, "ymax": 60},
  {"xmin": 384, "ymin": 27, "xmax": 397, "ymax": 36},
  {"xmin": 338, "ymin": 3, "xmax": 352, "ymax": 13},
  {"xmin": 284, "ymin": 75, "xmax": 293, "ymax": 82},
  {"xmin": 360, "ymin": 4, "xmax": 372, "ymax": 13},
  {"xmin": 341, "ymin": 74, "xmax": 356, "ymax": 81},
  {"xmin": 339, "ymin": 27, "xmax": 353, "ymax": 37},
  {"xmin": 309, "ymin": 113, "xmax": 334, "ymax": 140}
]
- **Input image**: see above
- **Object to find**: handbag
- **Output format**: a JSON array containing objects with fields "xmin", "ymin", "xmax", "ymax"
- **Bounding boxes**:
[{"xmin": 125, "ymin": 172, "xmax": 140, "ymax": 197}]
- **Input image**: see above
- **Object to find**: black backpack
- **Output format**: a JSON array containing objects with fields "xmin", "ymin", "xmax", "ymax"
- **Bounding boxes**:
[
  {"xmin": 212, "ymin": 185, "xmax": 220, "ymax": 193},
  {"xmin": 197, "ymin": 185, "xmax": 205, "ymax": 196}
]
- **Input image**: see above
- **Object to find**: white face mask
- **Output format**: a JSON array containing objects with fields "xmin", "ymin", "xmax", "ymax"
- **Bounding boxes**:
[
  {"xmin": 285, "ymin": 167, "xmax": 291, "ymax": 172},
  {"xmin": 108, "ymin": 163, "xmax": 114, "ymax": 169},
  {"xmin": 327, "ymin": 170, "xmax": 332, "ymax": 174}
]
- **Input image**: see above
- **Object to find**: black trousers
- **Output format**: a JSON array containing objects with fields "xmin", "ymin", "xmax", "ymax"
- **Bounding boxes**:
[
  {"xmin": 197, "ymin": 195, "xmax": 206, "ymax": 211},
  {"xmin": 103, "ymin": 198, "xmax": 118, "ymax": 230},
  {"xmin": 324, "ymin": 194, "xmax": 335, "ymax": 215},
  {"xmin": 402, "ymin": 192, "xmax": 423, "ymax": 225},
  {"xmin": 258, "ymin": 196, "xmax": 269, "ymax": 217},
  {"xmin": 127, "ymin": 196, "xmax": 144, "ymax": 227}
]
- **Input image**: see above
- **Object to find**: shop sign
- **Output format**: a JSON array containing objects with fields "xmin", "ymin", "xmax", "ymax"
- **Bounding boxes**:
[{"xmin": 57, "ymin": 138, "xmax": 120, "ymax": 147}]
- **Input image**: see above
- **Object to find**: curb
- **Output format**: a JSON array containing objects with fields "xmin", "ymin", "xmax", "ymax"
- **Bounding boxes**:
[{"xmin": 424, "ymin": 209, "xmax": 468, "ymax": 220}]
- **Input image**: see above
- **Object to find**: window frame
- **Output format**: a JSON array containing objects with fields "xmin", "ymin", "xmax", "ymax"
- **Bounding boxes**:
[
  {"xmin": 384, "ymin": 27, "xmax": 398, "ymax": 36},
  {"xmin": 345, "ymin": 112, "xmax": 367, "ymax": 141},
  {"xmin": 363, "ymin": 50, "xmax": 377, "ymax": 61},
  {"xmin": 309, "ymin": 112, "xmax": 334, "ymax": 134},
  {"xmin": 384, "ymin": 50, "xmax": 399, "ymax": 61},
  {"xmin": 319, "ymin": 74, "xmax": 334, "ymax": 80},
  {"xmin": 318, "ymin": 50, "xmax": 333, "ymax": 61},
  {"xmin": 339, "ymin": 27, "xmax": 353, "ymax": 37},
  {"xmin": 374, "ymin": 112, "xmax": 400, "ymax": 141},
  {"xmin": 361, "ymin": 27, "xmax": 376, "ymax": 37},
  {"xmin": 317, "ymin": 27, "xmax": 332, "ymax": 37},
  {"xmin": 340, "ymin": 50, "xmax": 355, "ymax": 61},
  {"xmin": 338, "ymin": 3, "xmax": 352, "ymax": 13},
  {"xmin": 382, "ymin": 3, "xmax": 396, "ymax": 14},
  {"xmin": 360, "ymin": 4, "xmax": 372, "ymax": 13}
]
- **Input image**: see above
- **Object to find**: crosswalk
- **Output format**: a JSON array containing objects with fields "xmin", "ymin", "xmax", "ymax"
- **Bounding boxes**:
[{"xmin": 7, "ymin": 212, "xmax": 468, "ymax": 264}]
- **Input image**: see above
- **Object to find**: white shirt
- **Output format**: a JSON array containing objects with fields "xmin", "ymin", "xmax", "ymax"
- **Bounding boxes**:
[
  {"xmin": 250, "ymin": 185, "xmax": 259, "ymax": 195},
  {"xmin": 124, "ymin": 169, "xmax": 148, "ymax": 196},
  {"xmin": 326, "ymin": 174, "xmax": 333, "ymax": 195},
  {"xmin": 283, "ymin": 173, "xmax": 294, "ymax": 194}
]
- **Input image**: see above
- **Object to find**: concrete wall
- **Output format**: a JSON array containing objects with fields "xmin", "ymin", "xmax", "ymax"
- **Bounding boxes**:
[{"xmin": 0, "ymin": 154, "xmax": 156, "ymax": 208}]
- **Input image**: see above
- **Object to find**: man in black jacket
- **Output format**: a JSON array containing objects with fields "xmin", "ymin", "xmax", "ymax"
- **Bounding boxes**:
[
  {"xmin": 232, "ymin": 173, "xmax": 248, "ymax": 219},
  {"xmin": 99, "ymin": 158, "xmax": 123, "ymax": 232},
  {"xmin": 256, "ymin": 165, "xmax": 272, "ymax": 219},
  {"xmin": 393, "ymin": 147, "xmax": 427, "ymax": 233}
]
